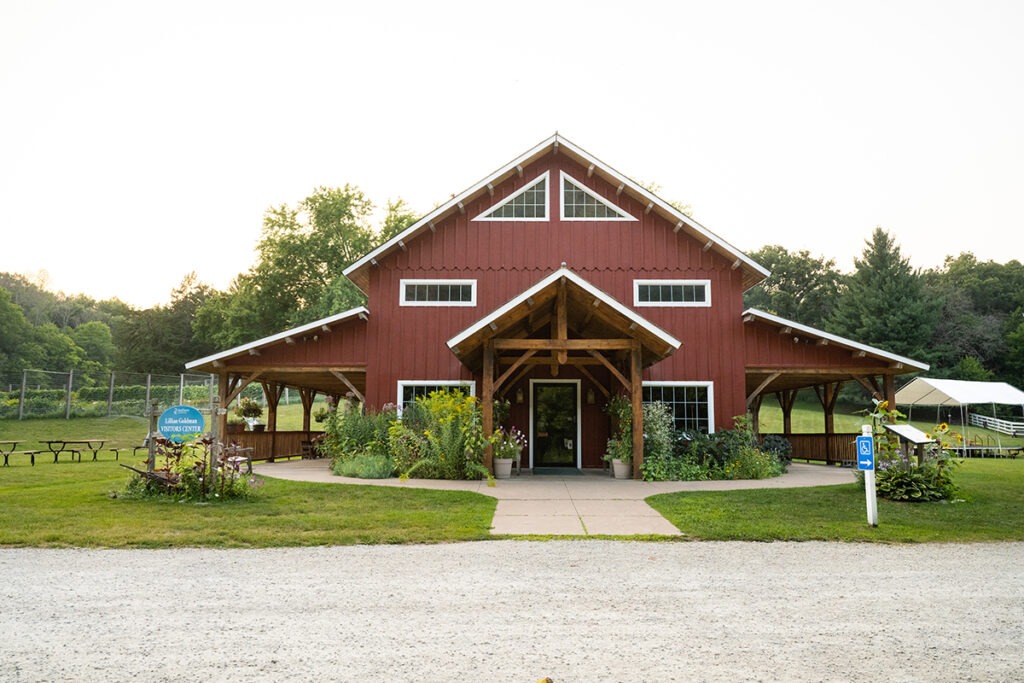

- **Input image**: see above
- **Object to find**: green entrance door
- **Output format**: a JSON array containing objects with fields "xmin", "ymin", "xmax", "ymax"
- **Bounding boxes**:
[{"xmin": 531, "ymin": 382, "xmax": 579, "ymax": 468}]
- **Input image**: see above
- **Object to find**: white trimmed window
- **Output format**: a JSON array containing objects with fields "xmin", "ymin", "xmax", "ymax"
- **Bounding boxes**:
[
  {"xmin": 634, "ymin": 279, "xmax": 711, "ymax": 307},
  {"xmin": 397, "ymin": 381, "xmax": 476, "ymax": 414},
  {"xmin": 400, "ymin": 279, "xmax": 477, "ymax": 307},
  {"xmin": 642, "ymin": 382, "xmax": 714, "ymax": 434},
  {"xmin": 474, "ymin": 172, "xmax": 549, "ymax": 221},
  {"xmin": 560, "ymin": 171, "xmax": 635, "ymax": 221}
]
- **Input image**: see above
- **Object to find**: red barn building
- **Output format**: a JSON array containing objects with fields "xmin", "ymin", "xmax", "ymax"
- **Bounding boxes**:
[{"xmin": 187, "ymin": 135, "xmax": 927, "ymax": 474}]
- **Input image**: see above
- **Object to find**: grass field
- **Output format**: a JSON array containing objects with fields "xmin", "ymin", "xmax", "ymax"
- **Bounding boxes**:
[
  {"xmin": 648, "ymin": 458, "xmax": 1024, "ymax": 542},
  {"xmin": 1, "ymin": 411, "xmax": 1021, "ymax": 547}
]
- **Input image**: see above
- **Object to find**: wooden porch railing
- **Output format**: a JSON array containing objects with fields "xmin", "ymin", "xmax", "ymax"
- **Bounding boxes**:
[
  {"xmin": 222, "ymin": 430, "xmax": 323, "ymax": 462},
  {"xmin": 761, "ymin": 433, "xmax": 860, "ymax": 466}
]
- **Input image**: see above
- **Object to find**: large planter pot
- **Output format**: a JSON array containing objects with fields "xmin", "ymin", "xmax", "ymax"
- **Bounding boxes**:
[
  {"xmin": 226, "ymin": 423, "xmax": 244, "ymax": 434},
  {"xmin": 494, "ymin": 457, "xmax": 514, "ymax": 479},
  {"xmin": 612, "ymin": 458, "xmax": 632, "ymax": 479},
  {"xmin": 251, "ymin": 424, "xmax": 266, "ymax": 433}
]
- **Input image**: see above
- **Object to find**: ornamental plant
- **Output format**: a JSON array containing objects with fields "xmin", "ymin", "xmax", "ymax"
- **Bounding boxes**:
[
  {"xmin": 492, "ymin": 426, "xmax": 527, "ymax": 460},
  {"xmin": 864, "ymin": 398, "xmax": 962, "ymax": 502},
  {"xmin": 121, "ymin": 436, "xmax": 263, "ymax": 502}
]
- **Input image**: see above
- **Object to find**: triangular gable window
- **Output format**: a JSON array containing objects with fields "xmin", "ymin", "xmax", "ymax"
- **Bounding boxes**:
[
  {"xmin": 560, "ymin": 171, "xmax": 636, "ymax": 221},
  {"xmin": 474, "ymin": 171, "xmax": 549, "ymax": 221}
]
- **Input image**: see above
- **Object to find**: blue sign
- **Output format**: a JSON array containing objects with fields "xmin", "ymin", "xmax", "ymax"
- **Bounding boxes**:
[
  {"xmin": 158, "ymin": 405, "xmax": 206, "ymax": 442},
  {"xmin": 856, "ymin": 435, "xmax": 875, "ymax": 471}
]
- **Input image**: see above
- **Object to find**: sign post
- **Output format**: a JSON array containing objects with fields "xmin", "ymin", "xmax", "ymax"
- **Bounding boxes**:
[{"xmin": 857, "ymin": 425, "xmax": 878, "ymax": 527}]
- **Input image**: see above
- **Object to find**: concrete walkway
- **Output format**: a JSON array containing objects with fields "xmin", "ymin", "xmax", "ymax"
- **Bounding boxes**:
[{"xmin": 253, "ymin": 460, "xmax": 857, "ymax": 536}]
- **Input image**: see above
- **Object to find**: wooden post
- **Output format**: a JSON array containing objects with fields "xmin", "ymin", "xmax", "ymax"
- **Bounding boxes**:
[
  {"xmin": 146, "ymin": 399, "xmax": 159, "ymax": 472},
  {"xmin": 300, "ymin": 388, "xmax": 316, "ymax": 432},
  {"xmin": 482, "ymin": 340, "xmax": 495, "ymax": 471},
  {"xmin": 630, "ymin": 341, "xmax": 643, "ymax": 479},
  {"xmin": 217, "ymin": 372, "xmax": 229, "ymax": 441}
]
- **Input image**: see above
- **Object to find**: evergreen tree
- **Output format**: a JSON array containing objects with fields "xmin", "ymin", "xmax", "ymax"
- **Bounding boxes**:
[{"xmin": 827, "ymin": 227, "xmax": 940, "ymax": 363}]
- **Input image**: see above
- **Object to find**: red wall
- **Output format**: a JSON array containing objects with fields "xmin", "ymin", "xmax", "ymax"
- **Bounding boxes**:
[{"xmin": 360, "ymin": 151, "xmax": 751, "ymax": 441}]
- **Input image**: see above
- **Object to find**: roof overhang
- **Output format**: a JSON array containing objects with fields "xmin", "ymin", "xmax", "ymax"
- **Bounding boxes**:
[
  {"xmin": 186, "ymin": 307, "xmax": 369, "ymax": 372},
  {"xmin": 742, "ymin": 308, "xmax": 929, "ymax": 396},
  {"xmin": 344, "ymin": 133, "xmax": 770, "ymax": 293},
  {"xmin": 447, "ymin": 267, "xmax": 680, "ymax": 371}
]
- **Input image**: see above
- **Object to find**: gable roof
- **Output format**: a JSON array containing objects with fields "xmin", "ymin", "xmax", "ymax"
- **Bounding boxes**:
[
  {"xmin": 742, "ymin": 308, "xmax": 930, "ymax": 371},
  {"xmin": 344, "ymin": 134, "xmax": 771, "ymax": 293},
  {"xmin": 185, "ymin": 306, "xmax": 369, "ymax": 370},
  {"xmin": 447, "ymin": 266, "xmax": 681, "ymax": 370}
]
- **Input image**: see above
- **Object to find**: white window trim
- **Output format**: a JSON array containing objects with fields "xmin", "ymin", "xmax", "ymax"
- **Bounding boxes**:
[
  {"xmin": 400, "ymin": 279, "xmax": 477, "ymax": 307},
  {"xmin": 528, "ymin": 379, "xmax": 582, "ymax": 470},
  {"xmin": 633, "ymin": 279, "xmax": 712, "ymax": 307},
  {"xmin": 396, "ymin": 380, "xmax": 476, "ymax": 416},
  {"xmin": 560, "ymin": 171, "xmax": 637, "ymax": 222},
  {"xmin": 642, "ymin": 381, "xmax": 715, "ymax": 434},
  {"xmin": 472, "ymin": 171, "xmax": 550, "ymax": 222}
]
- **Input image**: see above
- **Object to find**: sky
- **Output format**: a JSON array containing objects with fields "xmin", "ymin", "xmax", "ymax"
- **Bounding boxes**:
[{"xmin": 1, "ymin": 0, "xmax": 1022, "ymax": 309}]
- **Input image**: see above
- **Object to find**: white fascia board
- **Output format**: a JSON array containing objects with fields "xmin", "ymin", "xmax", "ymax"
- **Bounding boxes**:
[
  {"xmin": 447, "ymin": 267, "xmax": 681, "ymax": 351},
  {"xmin": 343, "ymin": 134, "xmax": 561, "ymax": 282},
  {"xmin": 553, "ymin": 137, "xmax": 771, "ymax": 281},
  {"xmin": 742, "ymin": 308, "xmax": 929, "ymax": 371},
  {"xmin": 185, "ymin": 306, "xmax": 369, "ymax": 369}
]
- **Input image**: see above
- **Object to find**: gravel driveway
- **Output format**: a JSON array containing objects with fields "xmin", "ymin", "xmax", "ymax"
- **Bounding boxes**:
[{"xmin": 2, "ymin": 541, "xmax": 1021, "ymax": 682}]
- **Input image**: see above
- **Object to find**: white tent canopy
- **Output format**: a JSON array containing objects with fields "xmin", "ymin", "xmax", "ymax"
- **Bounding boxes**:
[{"xmin": 895, "ymin": 378, "xmax": 1024, "ymax": 407}]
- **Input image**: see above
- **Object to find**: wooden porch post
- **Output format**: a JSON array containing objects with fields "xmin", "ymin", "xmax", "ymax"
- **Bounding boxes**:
[
  {"xmin": 631, "ymin": 340, "xmax": 643, "ymax": 479},
  {"xmin": 779, "ymin": 390, "xmax": 797, "ymax": 437},
  {"xmin": 299, "ymin": 388, "xmax": 316, "ymax": 432},
  {"xmin": 482, "ymin": 340, "xmax": 495, "ymax": 471},
  {"xmin": 217, "ymin": 372, "xmax": 229, "ymax": 440}
]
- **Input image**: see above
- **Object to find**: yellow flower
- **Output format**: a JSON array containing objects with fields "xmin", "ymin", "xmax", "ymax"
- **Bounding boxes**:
[
  {"xmin": 877, "ymin": 400, "xmax": 889, "ymax": 411},
  {"xmin": 937, "ymin": 422, "xmax": 949, "ymax": 432}
]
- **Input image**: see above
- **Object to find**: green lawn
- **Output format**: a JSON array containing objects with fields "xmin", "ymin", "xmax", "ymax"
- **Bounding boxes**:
[
  {"xmin": 648, "ymin": 458, "xmax": 1024, "ymax": 542},
  {"xmin": 2, "ymin": 414, "xmax": 1022, "ymax": 547}
]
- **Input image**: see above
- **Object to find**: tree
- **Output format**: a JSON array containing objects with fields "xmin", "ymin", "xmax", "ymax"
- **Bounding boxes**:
[
  {"xmin": 827, "ymin": 228, "xmax": 941, "ymax": 363},
  {"xmin": 0, "ymin": 288, "xmax": 34, "ymax": 375},
  {"xmin": 194, "ymin": 186, "xmax": 416, "ymax": 348},
  {"xmin": 743, "ymin": 245, "xmax": 841, "ymax": 328},
  {"xmin": 115, "ymin": 273, "xmax": 217, "ymax": 374},
  {"xmin": 378, "ymin": 198, "xmax": 419, "ymax": 243}
]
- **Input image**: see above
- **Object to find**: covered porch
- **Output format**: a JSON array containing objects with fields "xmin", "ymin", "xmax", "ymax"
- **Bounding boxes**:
[
  {"xmin": 447, "ymin": 267, "xmax": 681, "ymax": 477},
  {"xmin": 184, "ymin": 308, "xmax": 371, "ymax": 461},
  {"xmin": 742, "ymin": 309, "xmax": 930, "ymax": 464}
]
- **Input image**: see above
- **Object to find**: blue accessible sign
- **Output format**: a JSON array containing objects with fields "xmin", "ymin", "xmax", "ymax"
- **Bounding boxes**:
[
  {"xmin": 158, "ymin": 405, "xmax": 206, "ymax": 442},
  {"xmin": 856, "ymin": 435, "xmax": 875, "ymax": 471}
]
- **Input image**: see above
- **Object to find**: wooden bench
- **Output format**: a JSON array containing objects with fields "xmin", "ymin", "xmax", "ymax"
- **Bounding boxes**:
[{"xmin": 2, "ymin": 450, "xmax": 39, "ymax": 466}]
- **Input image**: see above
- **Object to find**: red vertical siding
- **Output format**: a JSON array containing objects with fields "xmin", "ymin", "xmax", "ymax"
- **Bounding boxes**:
[{"xmin": 362, "ymin": 151, "xmax": 751, "ymax": 440}]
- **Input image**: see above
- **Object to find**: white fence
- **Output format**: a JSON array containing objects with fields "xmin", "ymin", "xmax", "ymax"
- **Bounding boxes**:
[{"xmin": 969, "ymin": 413, "xmax": 1024, "ymax": 437}]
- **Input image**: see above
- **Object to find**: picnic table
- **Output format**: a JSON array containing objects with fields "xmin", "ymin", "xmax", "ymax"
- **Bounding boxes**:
[
  {"xmin": 40, "ymin": 439, "xmax": 107, "ymax": 463},
  {"xmin": 1, "ymin": 440, "xmax": 38, "ymax": 466}
]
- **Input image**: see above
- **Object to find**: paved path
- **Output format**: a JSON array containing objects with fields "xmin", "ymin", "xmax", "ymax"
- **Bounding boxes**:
[{"xmin": 254, "ymin": 460, "xmax": 856, "ymax": 536}]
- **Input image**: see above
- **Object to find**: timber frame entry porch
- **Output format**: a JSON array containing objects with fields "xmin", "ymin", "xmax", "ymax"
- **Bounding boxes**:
[{"xmin": 447, "ymin": 267, "xmax": 681, "ymax": 477}]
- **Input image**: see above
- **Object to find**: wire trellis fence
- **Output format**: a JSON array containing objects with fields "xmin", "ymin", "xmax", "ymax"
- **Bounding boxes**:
[{"xmin": 0, "ymin": 370, "xmax": 309, "ymax": 420}]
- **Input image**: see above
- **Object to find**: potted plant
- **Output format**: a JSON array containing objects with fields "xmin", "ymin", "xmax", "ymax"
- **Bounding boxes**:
[
  {"xmin": 603, "ymin": 436, "xmax": 633, "ymax": 479},
  {"xmin": 234, "ymin": 397, "xmax": 264, "ymax": 432},
  {"xmin": 604, "ymin": 395, "xmax": 633, "ymax": 478},
  {"xmin": 492, "ymin": 426, "xmax": 527, "ymax": 479},
  {"xmin": 226, "ymin": 414, "xmax": 245, "ymax": 434}
]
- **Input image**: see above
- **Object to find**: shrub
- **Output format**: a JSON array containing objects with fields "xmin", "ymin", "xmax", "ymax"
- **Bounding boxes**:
[
  {"xmin": 760, "ymin": 434, "xmax": 793, "ymax": 468},
  {"xmin": 398, "ymin": 391, "xmax": 490, "ymax": 481},
  {"xmin": 332, "ymin": 453, "xmax": 396, "ymax": 479},
  {"xmin": 320, "ymin": 403, "xmax": 396, "ymax": 463},
  {"xmin": 875, "ymin": 462, "xmax": 957, "ymax": 502}
]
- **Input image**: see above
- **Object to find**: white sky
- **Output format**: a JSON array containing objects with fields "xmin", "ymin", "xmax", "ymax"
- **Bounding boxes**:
[{"xmin": 2, "ymin": 0, "xmax": 1022, "ymax": 309}]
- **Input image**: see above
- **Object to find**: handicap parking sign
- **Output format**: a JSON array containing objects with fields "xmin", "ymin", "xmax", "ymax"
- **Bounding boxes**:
[{"xmin": 856, "ymin": 435, "xmax": 874, "ymax": 471}]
